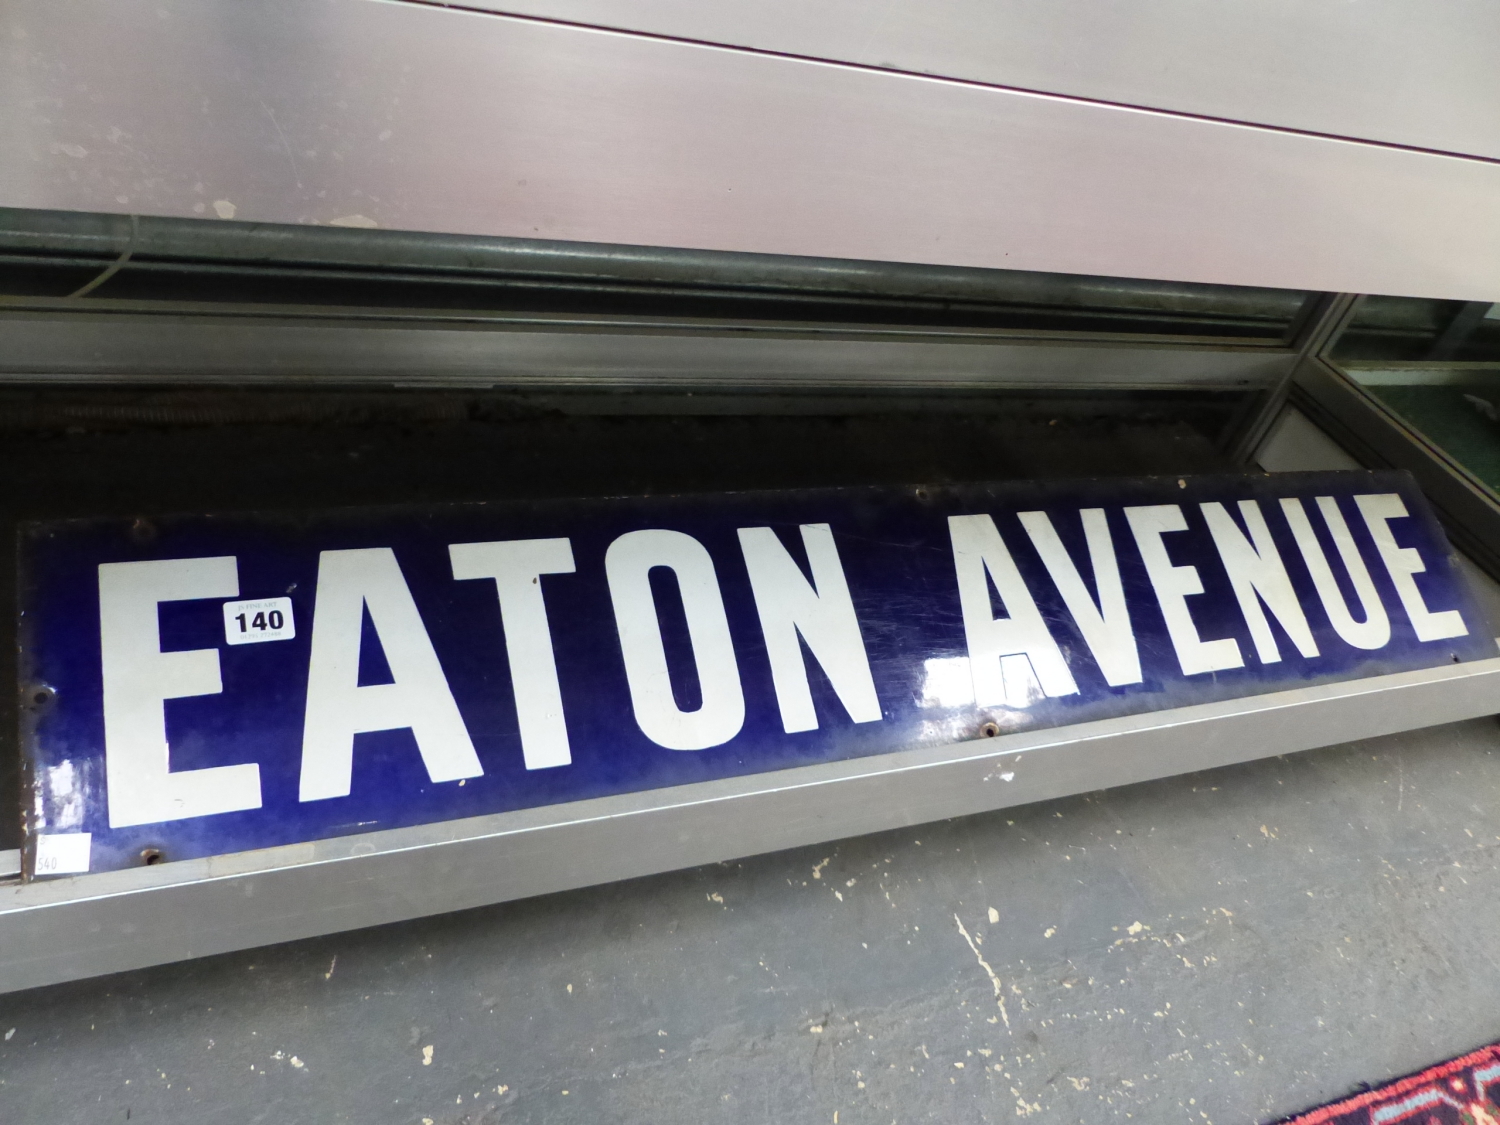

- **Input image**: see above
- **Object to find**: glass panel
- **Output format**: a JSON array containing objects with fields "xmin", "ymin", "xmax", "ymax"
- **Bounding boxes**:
[
  {"xmin": 1331, "ymin": 295, "xmax": 1500, "ymax": 496},
  {"xmin": 1340, "ymin": 365, "xmax": 1500, "ymax": 494},
  {"xmin": 1333, "ymin": 297, "xmax": 1500, "ymax": 363}
]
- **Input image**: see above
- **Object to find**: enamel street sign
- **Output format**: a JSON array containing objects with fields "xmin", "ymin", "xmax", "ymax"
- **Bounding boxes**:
[{"xmin": 18, "ymin": 471, "xmax": 1490, "ymax": 878}]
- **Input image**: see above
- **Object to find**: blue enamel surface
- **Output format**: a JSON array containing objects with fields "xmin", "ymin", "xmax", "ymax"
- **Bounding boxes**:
[{"xmin": 19, "ymin": 471, "xmax": 1490, "ymax": 875}]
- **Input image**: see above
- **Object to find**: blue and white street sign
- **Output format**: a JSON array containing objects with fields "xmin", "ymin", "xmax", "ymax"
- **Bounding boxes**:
[{"xmin": 18, "ymin": 471, "xmax": 1489, "ymax": 876}]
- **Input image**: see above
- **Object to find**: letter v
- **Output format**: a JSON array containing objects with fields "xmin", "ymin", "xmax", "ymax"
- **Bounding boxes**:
[{"xmin": 1018, "ymin": 509, "xmax": 1143, "ymax": 686}]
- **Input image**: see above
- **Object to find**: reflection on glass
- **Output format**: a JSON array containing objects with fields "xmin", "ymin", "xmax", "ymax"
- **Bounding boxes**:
[
  {"xmin": 1346, "ymin": 365, "xmax": 1500, "ymax": 494},
  {"xmin": 0, "ymin": 211, "xmax": 1316, "ymax": 342},
  {"xmin": 997, "ymin": 655, "xmax": 1046, "ymax": 709},
  {"xmin": 919, "ymin": 656, "xmax": 976, "ymax": 709},
  {"xmin": 43, "ymin": 760, "xmax": 84, "ymax": 831},
  {"xmin": 1334, "ymin": 299, "xmax": 1500, "ymax": 364},
  {"xmin": 918, "ymin": 654, "xmax": 1045, "ymax": 711},
  {"xmin": 1335, "ymin": 297, "xmax": 1500, "ymax": 497}
]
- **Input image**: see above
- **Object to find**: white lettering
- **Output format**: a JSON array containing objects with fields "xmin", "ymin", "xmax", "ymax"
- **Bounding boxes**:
[
  {"xmin": 1201, "ymin": 500, "xmax": 1318, "ymax": 663},
  {"xmin": 1018, "ymin": 509, "xmax": 1142, "ymax": 686},
  {"xmin": 1354, "ymin": 493, "xmax": 1468, "ymax": 642},
  {"xmin": 948, "ymin": 514, "xmax": 1078, "ymax": 707},
  {"xmin": 450, "ymin": 538, "xmax": 576, "ymax": 770},
  {"xmin": 299, "ymin": 548, "xmax": 481, "ymax": 801},
  {"xmin": 737, "ymin": 524, "xmax": 882, "ymax": 733},
  {"xmin": 1280, "ymin": 497, "xmax": 1390, "ymax": 650},
  {"xmin": 1124, "ymin": 505, "xmax": 1243, "ymax": 675},
  {"xmin": 98, "ymin": 556, "xmax": 262, "ymax": 828},
  {"xmin": 606, "ymin": 530, "xmax": 744, "ymax": 750}
]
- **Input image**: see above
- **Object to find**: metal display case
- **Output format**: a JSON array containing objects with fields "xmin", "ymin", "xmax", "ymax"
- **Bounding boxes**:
[{"xmin": 0, "ymin": 208, "xmax": 1496, "ymax": 993}]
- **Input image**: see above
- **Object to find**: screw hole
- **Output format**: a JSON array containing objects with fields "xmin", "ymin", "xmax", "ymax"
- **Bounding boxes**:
[
  {"xmin": 30, "ymin": 687, "xmax": 53, "ymax": 708},
  {"xmin": 140, "ymin": 848, "xmax": 163, "ymax": 866},
  {"xmin": 980, "ymin": 721, "xmax": 1000, "ymax": 738}
]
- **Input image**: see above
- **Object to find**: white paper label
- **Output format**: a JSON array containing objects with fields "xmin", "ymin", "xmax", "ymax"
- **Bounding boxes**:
[
  {"xmin": 223, "ymin": 597, "xmax": 296, "ymax": 646},
  {"xmin": 35, "ymin": 832, "xmax": 91, "ymax": 875}
]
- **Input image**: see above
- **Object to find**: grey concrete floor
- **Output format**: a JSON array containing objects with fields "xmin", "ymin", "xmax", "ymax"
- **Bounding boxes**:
[{"xmin": 4, "ymin": 716, "xmax": 1500, "ymax": 1124}]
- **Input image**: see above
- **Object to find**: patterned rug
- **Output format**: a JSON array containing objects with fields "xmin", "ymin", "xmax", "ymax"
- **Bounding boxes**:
[{"xmin": 1280, "ymin": 1043, "xmax": 1500, "ymax": 1124}]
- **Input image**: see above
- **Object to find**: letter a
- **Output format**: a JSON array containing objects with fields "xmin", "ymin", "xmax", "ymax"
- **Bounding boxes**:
[
  {"xmin": 948, "ymin": 514, "xmax": 1078, "ymax": 708},
  {"xmin": 300, "ymin": 548, "xmax": 482, "ymax": 801}
]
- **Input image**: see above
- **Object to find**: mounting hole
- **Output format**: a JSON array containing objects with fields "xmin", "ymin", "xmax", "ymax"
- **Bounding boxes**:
[
  {"xmin": 914, "ymin": 487, "xmax": 930, "ymax": 502},
  {"xmin": 980, "ymin": 721, "xmax": 1000, "ymax": 738},
  {"xmin": 140, "ymin": 848, "xmax": 164, "ymax": 866},
  {"xmin": 29, "ymin": 686, "xmax": 54, "ymax": 708}
]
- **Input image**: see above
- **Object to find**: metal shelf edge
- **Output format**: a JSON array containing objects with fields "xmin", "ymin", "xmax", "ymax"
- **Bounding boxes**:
[{"xmin": 1, "ymin": 658, "xmax": 1497, "ymax": 994}]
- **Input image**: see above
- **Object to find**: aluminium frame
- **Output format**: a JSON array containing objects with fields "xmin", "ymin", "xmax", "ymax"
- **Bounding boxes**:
[{"xmin": 2, "ymin": 658, "xmax": 1498, "ymax": 995}]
